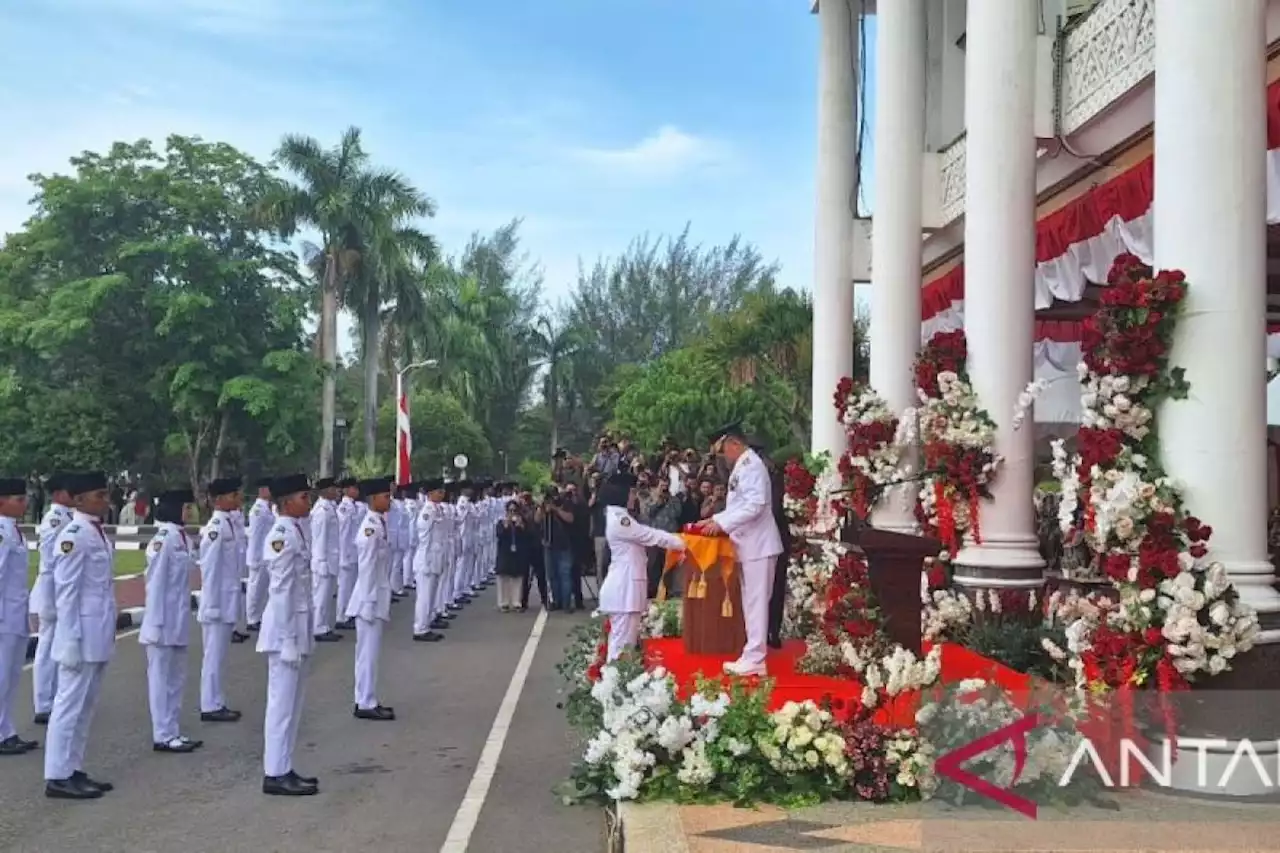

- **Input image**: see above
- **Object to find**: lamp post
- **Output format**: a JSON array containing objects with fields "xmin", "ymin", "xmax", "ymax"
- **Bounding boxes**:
[
  {"xmin": 395, "ymin": 359, "xmax": 439, "ymax": 486},
  {"xmin": 334, "ymin": 417, "xmax": 349, "ymax": 478},
  {"xmin": 498, "ymin": 450, "xmax": 509, "ymax": 476}
]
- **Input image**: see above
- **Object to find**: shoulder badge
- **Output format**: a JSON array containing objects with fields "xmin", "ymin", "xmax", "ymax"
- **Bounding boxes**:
[
  {"xmin": 156, "ymin": 528, "xmax": 168, "ymax": 538},
  {"xmin": 620, "ymin": 516, "xmax": 632, "ymax": 527},
  {"xmin": 151, "ymin": 541, "xmax": 162, "ymax": 553},
  {"xmin": 60, "ymin": 541, "xmax": 73, "ymax": 554},
  {"xmin": 363, "ymin": 527, "xmax": 375, "ymax": 537},
  {"xmin": 207, "ymin": 531, "xmax": 218, "ymax": 541},
  {"xmin": 66, "ymin": 524, "xmax": 80, "ymax": 534},
  {"xmin": 270, "ymin": 539, "xmax": 285, "ymax": 553},
  {"xmin": 730, "ymin": 476, "xmax": 739, "ymax": 491},
  {"xmin": 51, "ymin": 517, "xmax": 60, "ymax": 527}
]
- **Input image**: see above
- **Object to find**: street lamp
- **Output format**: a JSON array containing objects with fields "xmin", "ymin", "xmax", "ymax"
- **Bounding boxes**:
[
  {"xmin": 498, "ymin": 449, "xmax": 509, "ymax": 476},
  {"xmin": 395, "ymin": 359, "xmax": 440, "ymax": 486}
]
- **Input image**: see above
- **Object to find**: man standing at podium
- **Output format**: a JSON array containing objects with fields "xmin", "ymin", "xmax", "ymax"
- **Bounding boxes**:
[{"xmin": 694, "ymin": 423, "xmax": 783, "ymax": 677}]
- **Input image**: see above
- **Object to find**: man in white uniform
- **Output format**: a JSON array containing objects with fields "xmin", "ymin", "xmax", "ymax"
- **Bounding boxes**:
[
  {"xmin": 244, "ymin": 477, "xmax": 275, "ymax": 632},
  {"xmin": 412, "ymin": 479, "xmax": 447, "ymax": 643},
  {"xmin": 257, "ymin": 474, "xmax": 318, "ymax": 796},
  {"xmin": 348, "ymin": 477, "xmax": 395, "ymax": 719},
  {"xmin": 140, "ymin": 488, "xmax": 203, "ymax": 753},
  {"xmin": 694, "ymin": 423, "xmax": 783, "ymax": 677},
  {"xmin": 309, "ymin": 477, "xmax": 342, "ymax": 642},
  {"xmin": 0, "ymin": 478, "xmax": 38, "ymax": 755},
  {"xmin": 334, "ymin": 477, "xmax": 361, "ymax": 630},
  {"xmin": 44, "ymin": 471, "xmax": 117, "ymax": 799},
  {"xmin": 197, "ymin": 478, "xmax": 245, "ymax": 723},
  {"xmin": 30, "ymin": 472, "xmax": 73, "ymax": 726},
  {"xmin": 598, "ymin": 473, "xmax": 685, "ymax": 661}
]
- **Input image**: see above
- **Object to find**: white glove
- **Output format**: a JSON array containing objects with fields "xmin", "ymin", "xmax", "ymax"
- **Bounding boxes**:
[
  {"xmin": 671, "ymin": 538, "xmax": 688, "ymax": 553},
  {"xmin": 38, "ymin": 609, "xmax": 56, "ymax": 626},
  {"xmin": 57, "ymin": 644, "xmax": 83, "ymax": 672},
  {"xmin": 139, "ymin": 624, "xmax": 161, "ymax": 645},
  {"xmin": 279, "ymin": 640, "xmax": 301, "ymax": 667},
  {"xmin": 203, "ymin": 608, "xmax": 221, "ymax": 622},
  {"xmin": 359, "ymin": 603, "xmax": 375, "ymax": 623}
]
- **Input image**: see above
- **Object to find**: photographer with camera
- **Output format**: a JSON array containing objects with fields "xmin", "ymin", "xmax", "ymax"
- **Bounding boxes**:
[{"xmin": 535, "ymin": 484, "xmax": 578, "ymax": 613}]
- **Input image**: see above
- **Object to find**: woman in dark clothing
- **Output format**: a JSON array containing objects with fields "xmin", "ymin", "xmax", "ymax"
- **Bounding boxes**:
[{"xmin": 496, "ymin": 504, "xmax": 531, "ymax": 612}]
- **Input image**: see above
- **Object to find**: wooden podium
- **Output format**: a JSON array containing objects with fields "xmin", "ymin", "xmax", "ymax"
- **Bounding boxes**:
[
  {"xmin": 841, "ymin": 521, "xmax": 940, "ymax": 656},
  {"xmin": 662, "ymin": 536, "xmax": 746, "ymax": 656}
]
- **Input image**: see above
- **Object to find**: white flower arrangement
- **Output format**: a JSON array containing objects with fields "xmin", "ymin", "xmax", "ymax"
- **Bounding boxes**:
[
  {"xmin": 837, "ymin": 384, "xmax": 904, "ymax": 503},
  {"xmin": 641, "ymin": 599, "xmax": 682, "ymax": 639},
  {"xmin": 913, "ymin": 370, "xmax": 1001, "ymax": 538},
  {"xmin": 757, "ymin": 700, "xmax": 850, "ymax": 778}
]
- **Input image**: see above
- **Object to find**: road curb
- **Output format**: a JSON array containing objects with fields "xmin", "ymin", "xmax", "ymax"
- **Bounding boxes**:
[
  {"xmin": 24, "ymin": 583, "xmax": 207, "ymax": 660},
  {"xmin": 616, "ymin": 802, "xmax": 687, "ymax": 853}
]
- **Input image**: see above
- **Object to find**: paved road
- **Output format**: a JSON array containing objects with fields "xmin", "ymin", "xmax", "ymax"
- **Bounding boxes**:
[{"xmin": 0, "ymin": 594, "xmax": 604, "ymax": 853}]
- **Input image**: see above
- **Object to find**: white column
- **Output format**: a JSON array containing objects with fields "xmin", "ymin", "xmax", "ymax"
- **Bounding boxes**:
[
  {"xmin": 811, "ymin": 0, "xmax": 859, "ymax": 459},
  {"xmin": 952, "ymin": 0, "xmax": 1044, "ymax": 586},
  {"xmin": 1154, "ymin": 0, "xmax": 1280, "ymax": 628},
  {"xmin": 868, "ymin": 0, "xmax": 925, "ymax": 533}
]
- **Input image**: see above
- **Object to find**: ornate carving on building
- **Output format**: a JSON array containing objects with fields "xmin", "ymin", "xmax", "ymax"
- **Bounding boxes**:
[
  {"xmin": 938, "ymin": 135, "xmax": 966, "ymax": 227},
  {"xmin": 1060, "ymin": 0, "xmax": 1155, "ymax": 135}
]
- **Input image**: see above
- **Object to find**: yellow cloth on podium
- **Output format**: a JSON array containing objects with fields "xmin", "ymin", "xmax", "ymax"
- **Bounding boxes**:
[{"xmin": 660, "ymin": 534, "xmax": 737, "ymax": 615}]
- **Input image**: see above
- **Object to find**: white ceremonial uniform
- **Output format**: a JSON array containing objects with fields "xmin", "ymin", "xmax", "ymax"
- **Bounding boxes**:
[
  {"xmin": 453, "ymin": 497, "xmax": 474, "ymax": 603},
  {"xmin": 309, "ymin": 497, "xmax": 339, "ymax": 634},
  {"xmin": 0, "ymin": 517, "xmax": 30, "ymax": 740},
  {"xmin": 413, "ymin": 500, "xmax": 447, "ymax": 634},
  {"xmin": 433, "ymin": 503, "xmax": 457, "ymax": 618},
  {"xmin": 599, "ymin": 506, "xmax": 684, "ymax": 662},
  {"xmin": 245, "ymin": 498, "xmax": 275, "ymax": 626},
  {"xmin": 713, "ymin": 448, "xmax": 784, "ymax": 671},
  {"xmin": 336, "ymin": 496, "xmax": 359, "ymax": 618},
  {"xmin": 402, "ymin": 496, "xmax": 419, "ymax": 591},
  {"xmin": 30, "ymin": 502, "xmax": 72, "ymax": 717},
  {"xmin": 231, "ymin": 508, "xmax": 249, "ymax": 627},
  {"xmin": 257, "ymin": 517, "xmax": 314, "ymax": 778},
  {"xmin": 44, "ymin": 512, "xmax": 117, "ymax": 782},
  {"xmin": 387, "ymin": 498, "xmax": 406, "ymax": 595},
  {"xmin": 347, "ymin": 509, "xmax": 392, "ymax": 709},
  {"xmin": 198, "ymin": 511, "xmax": 241, "ymax": 714},
  {"xmin": 139, "ymin": 523, "xmax": 194, "ymax": 744},
  {"xmin": 481, "ymin": 498, "xmax": 501, "ymax": 584}
]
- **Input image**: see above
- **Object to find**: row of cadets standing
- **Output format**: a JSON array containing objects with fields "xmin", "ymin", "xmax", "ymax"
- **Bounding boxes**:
[
  {"xmin": 347, "ymin": 477, "xmax": 394, "ymax": 721},
  {"xmin": 411, "ymin": 479, "xmax": 448, "ymax": 641},
  {"xmin": 0, "ymin": 478, "xmax": 39, "ymax": 756},
  {"xmin": 197, "ymin": 478, "xmax": 247, "ymax": 723},
  {"xmin": 310, "ymin": 478, "xmax": 342, "ymax": 642},
  {"xmin": 335, "ymin": 478, "xmax": 364, "ymax": 629},
  {"xmin": 30, "ymin": 472, "xmax": 74, "ymax": 725},
  {"xmin": 386, "ymin": 483, "xmax": 410, "ymax": 597}
]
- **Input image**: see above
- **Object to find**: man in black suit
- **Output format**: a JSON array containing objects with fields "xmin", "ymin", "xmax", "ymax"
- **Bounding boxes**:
[{"xmin": 748, "ymin": 441, "xmax": 792, "ymax": 649}]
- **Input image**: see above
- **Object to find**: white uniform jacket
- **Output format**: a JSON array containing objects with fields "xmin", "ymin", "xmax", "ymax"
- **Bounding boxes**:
[
  {"xmin": 0, "ymin": 517, "xmax": 29, "ymax": 637},
  {"xmin": 713, "ymin": 449, "xmax": 783, "ymax": 562},
  {"xmin": 256, "ymin": 517, "xmax": 315, "ymax": 657},
  {"xmin": 310, "ymin": 497, "xmax": 339, "ymax": 578},
  {"xmin": 246, "ymin": 498, "xmax": 275, "ymax": 569},
  {"xmin": 51, "ymin": 512, "xmax": 117, "ymax": 665},
  {"xmin": 30, "ymin": 503, "xmax": 72, "ymax": 619},
  {"xmin": 140, "ymin": 522, "xmax": 194, "ymax": 647},
  {"xmin": 414, "ymin": 500, "xmax": 447, "ymax": 577},
  {"xmin": 198, "ymin": 511, "xmax": 241, "ymax": 625},
  {"xmin": 346, "ymin": 509, "xmax": 392, "ymax": 622},
  {"xmin": 231, "ymin": 508, "xmax": 248, "ymax": 576},
  {"xmin": 337, "ymin": 497, "xmax": 359, "ymax": 568},
  {"xmin": 599, "ymin": 506, "xmax": 684, "ymax": 615}
]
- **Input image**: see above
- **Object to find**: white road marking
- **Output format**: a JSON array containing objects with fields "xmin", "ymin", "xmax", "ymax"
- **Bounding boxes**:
[
  {"xmin": 439, "ymin": 608, "xmax": 548, "ymax": 853},
  {"xmin": 23, "ymin": 627, "xmax": 141, "ymax": 672}
]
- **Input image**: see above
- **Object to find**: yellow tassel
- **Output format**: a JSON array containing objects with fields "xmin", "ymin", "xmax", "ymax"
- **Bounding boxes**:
[
  {"xmin": 656, "ymin": 579, "xmax": 667, "ymax": 602},
  {"xmin": 721, "ymin": 597, "xmax": 733, "ymax": 618},
  {"xmin": 695, "ymin": 577, "xmax": 708, "ymax": 599}
]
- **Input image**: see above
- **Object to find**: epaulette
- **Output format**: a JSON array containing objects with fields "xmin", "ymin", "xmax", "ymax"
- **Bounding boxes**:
[{"xmin": 65, "ymin": 524, "xmax": 81, "ymax": 534}]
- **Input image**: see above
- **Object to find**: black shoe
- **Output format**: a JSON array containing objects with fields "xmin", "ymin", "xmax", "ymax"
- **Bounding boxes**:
[
  {"xmin": 0, "ymin": 735, "xmax": 37, "ymax": 755},
  {"xmin": 153, "ymin": 738, "xmax": 199, "ymax": 753},
  {"xmin": 767, "ymin": 634, "xmax": 783, "ymax": 650},
  {"xmin": 442, "ymin": 611, "xmax": 457, "ymax": 620},
  {"xmin": 231, "ymin": 630, "xmax": 250, "ymax": 644},
  {"xmin": 33, "ymin": 712, "xmax": 49, "ymax": 726},
  {"xmin": 430, "ymin": 618, "xmax": 450, "ymax": 630},
  {"xmin": 413, "ymin": 632, "xmax": 443, "ymax": 642},
  {"xmin": 447, "ymin": 603, "xmax": 463, "ymax": 612},
  {"xmin": 390, "ymin": 594, "xmax": 404, "ymax": 603},
  {"xmin": 263, "ymin": 774, "xmax": 317, "ymax": 796},
  {"xmin": 404, "ymin": 585, "xmax": 416, "ymax": 591},
  {"xmin": 201, "ymin": 707, "xmax": 241, "ymax": 723},
  {"xmin": 45, "ymin": 777, "xmax": 102, "ymax": 800},
  {"xmin": 353, "ymin": 705, "xmax": 395, "ymax": 721},
  {"xmin": 247, "ymin": 622, "xmax": 261, "ymax": 632},
  {"xmin": 335, "ymin": 618, "xmax": 356, "ymax": 631},
  {"xmin": 287, "ymin": 769, "xmax": 318, "ymax": 786},
  {"xmin": 314, "ymin": 631, "xmax": 342, "ymax": 642},
  {"xmin": 71, "ymin": 770, "xmax": 112, "ymax": 792}
]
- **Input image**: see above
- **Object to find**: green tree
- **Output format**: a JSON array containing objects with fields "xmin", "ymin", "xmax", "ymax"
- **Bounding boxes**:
[{"xmin": 369, "ymin": 388, "xmax": 493, "ymax": 478}]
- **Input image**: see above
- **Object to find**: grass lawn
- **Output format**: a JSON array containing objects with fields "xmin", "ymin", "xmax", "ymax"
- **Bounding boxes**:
[{"xmin": 26, "ymin": 550, "xmax": 146, "ymax": 586}]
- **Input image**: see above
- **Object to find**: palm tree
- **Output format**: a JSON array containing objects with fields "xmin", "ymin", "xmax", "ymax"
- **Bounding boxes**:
[{"xmin": 530, "ymin": 313, "xmax": 581, "ymax": 458}]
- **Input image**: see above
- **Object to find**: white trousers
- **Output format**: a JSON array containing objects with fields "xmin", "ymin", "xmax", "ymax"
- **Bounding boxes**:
[
  {"xmin": 389, "ymin": 548, "xmax": 405, "ymax": 594},
  {"xmin": 336, "ymin": 562, "xmax": 357, "ymax": 618},
  {"xmin": 246, "ymin": 563, "xmax": 269, "ymax": 626},
  {"xmin": 32, "ymin": 619, "xmax": 57, "ymax": 715},
  {"xmin": 312, "ymin": 573, "xmax": 336, "ymax": 634},
  {"xmin": 44, "ymin": 661, "xmax": 106, "ymax": 781},
  {"xmin": 737, "ymin": 556, "xmax": 778, "ymax": 669},
  {"xmin": 200, "ymin": 622, "xmax": 232, "ymax": 713},
  {"xmin": 414, "ymin": 574, "xmax": 440, "ymax": 634},
  {"xmin": 436, "ymin": 557, "xmax": 454, "ymax": 613},
  {"xmin": 453, "ymin": 551, "xmax": 472, "ymax": 601},
  {"xmin": 0, "ymin": 633, "xmax": 27, "ymax": 739},
  {"xmin": 146, "ymin": 644, "xmax": 187, "ymax": 743},
  {"xmin": 496, "ymin": 576, "xmax": 522, "ymax": 609},
  {"xmin": 263, "ymin": 653, "xmax": 308, "ymax": 777},
  {"xmin": 353, "ymin": 618, "xmax": 384, "ymax": 710},
  {"xmin": 606, "ymin": 613, "xmax": 641, "ymax": 662},
  {"xmin": 401, "ymin": 549, "xmax": 415, "ymax": 588}
]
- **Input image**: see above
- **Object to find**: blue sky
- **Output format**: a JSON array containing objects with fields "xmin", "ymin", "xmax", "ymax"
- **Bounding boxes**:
[{"xmin": 0, "ymin": 0, "xmax": 854, "ymax": 316}]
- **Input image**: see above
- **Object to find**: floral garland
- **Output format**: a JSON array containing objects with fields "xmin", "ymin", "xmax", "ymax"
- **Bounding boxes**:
[
  {"xmin": 911, "ymin": 330, "xmax": 1001, "ymax": 554},
  {"xmin": 1051, "ymin": 255, "xmax": 1259, "ymax": 702},
  {"xmin": 833, "ymin": 377, "xmax": 902, "ymax": 519}
]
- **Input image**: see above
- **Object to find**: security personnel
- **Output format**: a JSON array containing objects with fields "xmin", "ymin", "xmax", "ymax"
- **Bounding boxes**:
[
  {"xmin": 140, "ymin": 488, "xmax": 203, "ymax": 753},
  {"xmin": 245, "ymin": 477, "xmax": 275, "ymax": 632},
  {"xmin": 257, "ymin": 473, "xmax": 318, "ymax": 796},
  {"xmin": 197, "ymin": 478, "xmax": 245, "ymax": 723},
  {"xmin": 412, "ymin": 479, "xmax": 447, "ymax": 642},
  {"xmin": 335, "ymin": 477, "xmax": 361, "ymax": 630},
  {"xmin": 694, "ymin": 423, "xmax": 784, "ymax": 677},
  {"xmin": 598, "ymin": 473, "xmax": 685, "ymax": 661},
  {"xmin": 0, "ymin": 477, "xmax": 37, "ymax": 755},
  {"xmin": 44, "ymin": 471, "xmax": 116, "ymax": 799},
  {"xmin": 309, "ymin": 477, "xmax": 342, "ymax": 642},
  {"xmin": 30, "ymin": 472, "xmax": 73, "ymax": 725},
  {"xmin": 348, "ymin": 478, "xmax": 395, "ymax": 720}
]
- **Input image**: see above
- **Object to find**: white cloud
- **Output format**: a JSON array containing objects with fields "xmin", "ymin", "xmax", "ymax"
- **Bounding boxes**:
[
  {"xmin": 42, "ymin": 0, "xmax": 383, "ymax": 38},
  {"xmin": 566, "ymin": 125, "xmax": 729, "ymax": 179}
]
